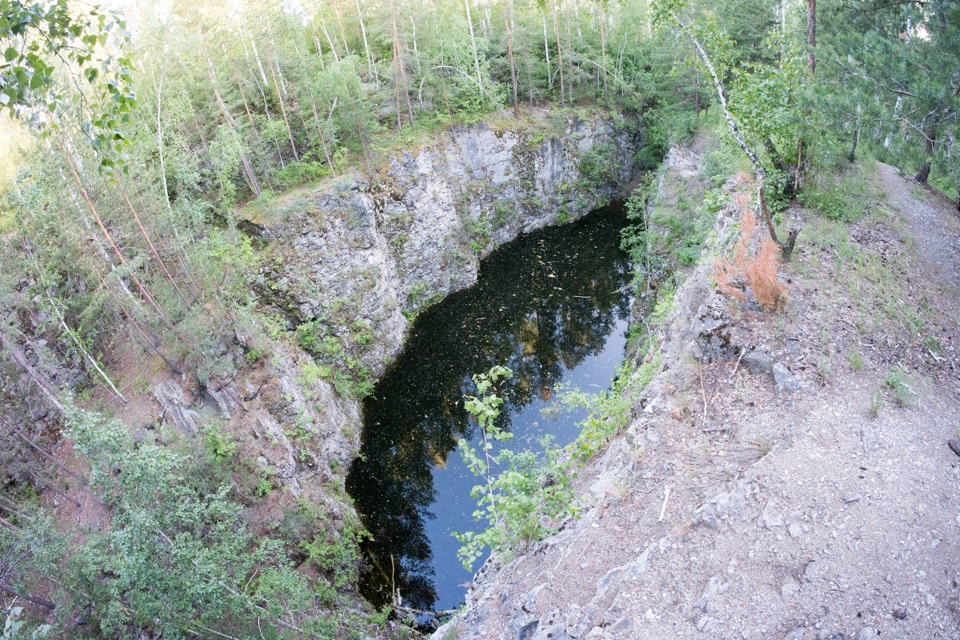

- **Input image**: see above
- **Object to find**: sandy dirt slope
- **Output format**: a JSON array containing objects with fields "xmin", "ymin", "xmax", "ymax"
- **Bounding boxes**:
[{"xmin": 436, "ymin": 157, "xmax": 960, "ymax": 640}]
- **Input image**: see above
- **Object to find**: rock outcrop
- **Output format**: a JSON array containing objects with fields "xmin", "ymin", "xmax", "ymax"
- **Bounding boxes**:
[
  {"xmin": 147, "ymin": 112, "xmax": 645, "ymax": 499},
  {"xmin": 254, "ymin": 112, "xmax": 643, "ymax": 380}
]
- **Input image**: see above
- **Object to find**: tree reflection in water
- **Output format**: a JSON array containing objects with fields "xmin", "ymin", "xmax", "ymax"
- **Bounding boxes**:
[{"xmin": 345, "ymin": 205, "xmax": 633, "ymax": 613}]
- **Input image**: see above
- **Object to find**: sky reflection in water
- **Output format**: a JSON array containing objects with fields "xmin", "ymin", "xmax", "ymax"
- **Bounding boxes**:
[{"xmin": 345, "ymin": 205, "xmax": 633, "ymax": 613}]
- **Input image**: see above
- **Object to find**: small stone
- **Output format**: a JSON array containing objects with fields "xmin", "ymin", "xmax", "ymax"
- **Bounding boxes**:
[
  {"xmin": 696, "ymin": 616, "xmax": 719, "ymax": 633},
  {"xmin": 693, "ymin": 597, "xmax": 716, "ymax": 614},
  {"xmin": 926, "ymin": 594, "xmax": 937, "ymax": 606},
  {"xmin": 803, "ymin": 561, "xmax": 821, "ymax": 583},
  {"xmin": 774, "ymin": 362, "xmax": 800, "ymax": 395},
  {"xmin": 694, "ymin": 503, "xmax": 717, "ymax": 528},
  {"xmin": 857, "ymin": 628, "xmax": 878, "ymax": 640},
  {"xmin": 816, "ymin": 632, "xmax": 847, "ymax": 640},
  {"xmin": 761, "ymin": 499, "xmax": 785, "ymax": 528},
  {"xmin": 700, "ymin": 576, "xmax": 728, "ymax": 600},
  {"xmin": 781, "ymin": 580, "xmax": 800, "ymax": 599},
  {"xmin": 783, "ymin": 629, "xmax": 805, "ymax": 640},
  {"xmin": 789, "ymin": 523, "xmax": 802, "ymax": 538},
  {"xmin": 610, "ymin": 618, "xmax": 634, "ymax": 632},
  {"xmin": 517, "ymin": 620, "xmax": 539, "ymax": 640},
  {"xmin": 892, "ymin": 606, "xmax": 908, "ymax": 620},
  {"xmin": 743, "ymin": 349, "xmax": 775, "ymax": 376}
]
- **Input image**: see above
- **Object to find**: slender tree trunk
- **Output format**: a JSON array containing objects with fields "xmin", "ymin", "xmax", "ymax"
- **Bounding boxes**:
[
  {"xmin": 58, "ymin": 139, "xmax": 171, "ymax": 319},
  {"xmin": 806, "ymin": 0, "xmax": 816, "ymax": 74},
  {"xmin": 464, "ymin": 0, "xmax": 484, "ymax": 97},
  {"xmin": 439, "ymin": 43, "xmax": 453, "ymax": 116},
  {"xmin": 600, "ymin": 5, "xmax": 608, "ymax": 99},
  {"xmin": 915, "ymin": 129, "xmax": 935, "ymax": 184},
  {"xmin": 573, "ymin": 0, "xmax": 582, "ymax": 45},
  {"xmin": 355, "ymin": 0, "xmax": 379, "ymax": 88},
  {"xmin": 330, "ymin": 0, "xmax": 351, "ymax": 57},
  {"xmin": 564, "ymin": 0, "xmax": 573, "ymax": 101},
  {"xmin": 392, "ymin": 38, "xmax": 404, "ymax": 131},
  {"xmin": 113, "ymin": 284, "xmax": 184, "ymax": 375},
  {"xmin": 235, "ymin": 78, "xmax": 260, "ymax": 134},
  {"xmin": 311, "ymin": 102, "xmax": 337, "ymax": 176},
  {"xmin": 410, "ymin": 16, "xmax": 421, "ymax": 75},
  {"xmin": 266, "ymin": 54, "xmax": 299, "ymax": 162},
  {"xmin": 505, "ymin": 0, "xmax": 519, "ymax": 117},
  {"xmin": 669, "ymin": 10, "xmax": 800, "ymax": 261},
  {"xmin": 248, "ymin": 34, "xmax": 271, "ymax": 91},
  {"xmin": 116, "ymin": 178, "xmax": 190, "ymax": 307},
  {"xmin": 147, "ymin": 63, "xmax": 200, "ymax": 300},
  {"xmin": 543, "ymin": 16, "xmax": 553, "ymax": 90},
  {"xmin": 12, "ymin": 427, "xmax": 79, "ymax": 479},
  {"xmin": 211, "ymin": 84, "xmax": 263, "ymax": 196},
  {"xmin": 48, "ymin": 295, "xmax": 129, "ymax": 404},
  {"xmin": 553, "ymin": 1, "xmax": 565, "ymax": 104},
  {"xmin": 0, "ymin": 585, "xmax": 55, "ymax": 611},
  {"xmin": 319, "ymin": 24, "xmax": 340, "ymax": 62},
  {"xmin": 389, "ymin": 2, "xmax": 415, "ymax": 129},
  {"xmin": 0, "ymin": 332, "xmax": 65, "ymax": 415},
  {"xmin": 849, "ymin": 103, "xmax": 861, "ymax": 162},
  {"xmin": 694, "ymin": 65, "xmax": 700, "ymax": 116}
]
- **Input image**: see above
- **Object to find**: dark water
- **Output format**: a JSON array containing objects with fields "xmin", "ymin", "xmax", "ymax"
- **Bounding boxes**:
[{"xmin": 345, "ymin": 205, "xmax": 633, "ymax": 614}]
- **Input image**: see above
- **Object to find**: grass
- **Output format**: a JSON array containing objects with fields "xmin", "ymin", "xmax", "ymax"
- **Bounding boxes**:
[
  {"xmin": 847, "ymin": 349, "xmax": 864, "ymax": 371},
  {"xmin": 883, "ymin": 366, "xmax": 916, "ymax": 407},
  {"xmin": 869, "ymin": 392, "xmax": 883, "ymax": 418}
]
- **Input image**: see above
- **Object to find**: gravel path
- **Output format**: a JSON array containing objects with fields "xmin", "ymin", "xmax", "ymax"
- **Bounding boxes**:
[{"xmin": 876, "ymin": 163, "xmax": 960, "ymax": 301}]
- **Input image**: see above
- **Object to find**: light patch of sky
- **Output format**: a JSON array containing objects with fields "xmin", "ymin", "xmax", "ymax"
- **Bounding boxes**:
[{"xmin": 0, "ymin": 118, "xmax": 33, "ymax": 195}]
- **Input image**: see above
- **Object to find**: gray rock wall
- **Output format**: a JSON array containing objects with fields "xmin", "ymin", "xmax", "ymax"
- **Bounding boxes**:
[{"xmin": 256, "ymin": 113, "xmax": 643, "ymax": 382}]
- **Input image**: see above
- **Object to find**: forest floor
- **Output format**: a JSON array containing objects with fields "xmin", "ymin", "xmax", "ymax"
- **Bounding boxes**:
[{"xmin": 437, "ymin": 151, "xmax": 960, "ymax": 639}]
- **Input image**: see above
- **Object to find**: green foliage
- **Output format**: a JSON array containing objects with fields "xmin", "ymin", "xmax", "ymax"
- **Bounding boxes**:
[
  {"xmin": 883, "ymin": 366, "xmax": 916, "ymax": 408},
  {"xmin": 847, "ymin": 349, "xmax": 864, "ymax": 372},
  {"xmin": 1, "ymin": 605, "xmax": 50, "ymax": 640},
  {"xmin": 556, "ymin": 365, "xmax": 635, "ymax": 462},
  {"xmin": 275, "ymin": 160, "xmax": 330, "ymax": 188},
  {"xmin": 454, "ymin": 366, "xmax": 577, "ymax": 570},
  {"xmin": 58, "ymin": 406, "xmax": 318, "ymax": 636},
  {"xmin": 799, "ymin": 166, "xmax": 878, "ymax": 223},
  {"xmin": 0, "ymin": 1, "xmax": 136, "ymax": 171},
  {"xmin": 577, "ymin": 143, "xmax": 617, "ymax": 189},
  {"xmin": 201, "ymin": 423, "xmax": 238, "ymax": 462},
  {"xmin": 295, "ymin": 319, "xmax": 373, "ymax": 399}
]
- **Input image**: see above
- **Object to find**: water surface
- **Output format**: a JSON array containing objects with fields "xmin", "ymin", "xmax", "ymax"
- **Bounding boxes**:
[{"xmin": 345, "ymin": 205, "xmax": 633, "ymax": 613}]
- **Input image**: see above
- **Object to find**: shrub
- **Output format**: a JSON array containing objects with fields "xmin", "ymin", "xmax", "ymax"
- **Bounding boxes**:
[
  {"xmin": 275, "ymin": 160, "xmax": 330, "ymax": 188},
  {"xmin": 715, "ymin": 193, "xmax": 789, "ymax": 312},
  {"xmin": 454, "ymin": 367, "xmax": 577, "ymax": 570},
  {"xmin": 883, "ymin": 366, "xmax": 916, "ymax": 407},
  {"xmin": 61, "ymin": 406, "xmax": 323, "ymax": 637}
]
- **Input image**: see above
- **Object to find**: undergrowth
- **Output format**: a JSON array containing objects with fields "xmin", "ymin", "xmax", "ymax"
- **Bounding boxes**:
[
  {"xmin": 453, "ymin": 291, "xmax": 671, "ymax": 572},
  {"xmin": 714, "ymin": 191, "xmax": 789, "ymax": 312}
]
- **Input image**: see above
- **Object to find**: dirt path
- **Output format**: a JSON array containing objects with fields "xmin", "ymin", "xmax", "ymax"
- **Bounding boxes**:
[
  {"xmin": 876, "ymin": 162, "xmax": 960, "ymax": 308},
  {"xmin": 435, "ymin": 158, "xmax": 960, "ymax": 640}
]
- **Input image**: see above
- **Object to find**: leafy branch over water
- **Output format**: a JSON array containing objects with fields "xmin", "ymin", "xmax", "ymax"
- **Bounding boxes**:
[
  {"xmin": 454, "ymin": 366, "xmax": 577, "ymax": 571},
  {"xmin": 454, "ymin": 291, "xmax": 672, "ymax": 571}
]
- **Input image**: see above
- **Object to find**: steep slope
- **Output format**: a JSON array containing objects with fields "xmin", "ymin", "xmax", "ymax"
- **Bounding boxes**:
[{"xmin": 435, "ymin": 152, "xmax": 960, "ymax": 639}]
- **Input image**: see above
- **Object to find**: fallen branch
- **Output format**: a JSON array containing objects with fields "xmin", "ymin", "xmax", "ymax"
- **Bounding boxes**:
[
  {"xmin": 13, "ymin": 428, "xmax": 79, "ymax": 480},
  {"xmin": 658, "ymin": 485, "xmax": 671, "ymax": 522},
  {"xmin": 0, "ymin": 584, "xmax": 56, "ymax": 610},
  {"xmin": 0, "ymin": 332, "xmax": 65, "ymax": 415}
]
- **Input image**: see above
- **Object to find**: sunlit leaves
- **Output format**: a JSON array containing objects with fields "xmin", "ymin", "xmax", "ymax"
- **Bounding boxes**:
[{"xmin": 0, "ymin": 0, "xmax": 135, "ymax": 173}]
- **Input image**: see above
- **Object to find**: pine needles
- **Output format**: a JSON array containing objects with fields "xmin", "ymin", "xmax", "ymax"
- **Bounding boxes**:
[{"xmin": 715, "ymin": 191, "xmax": 789, "ymax": 312}]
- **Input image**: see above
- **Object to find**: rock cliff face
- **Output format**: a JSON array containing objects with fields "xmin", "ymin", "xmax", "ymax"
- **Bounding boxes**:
[
  {"xmin": 160, "ymin": 112, "xmax": 645, "ymax": 508},
  {"xmin": 254, "ymin": 113, "xmax": 643, "ymax": 383}
]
